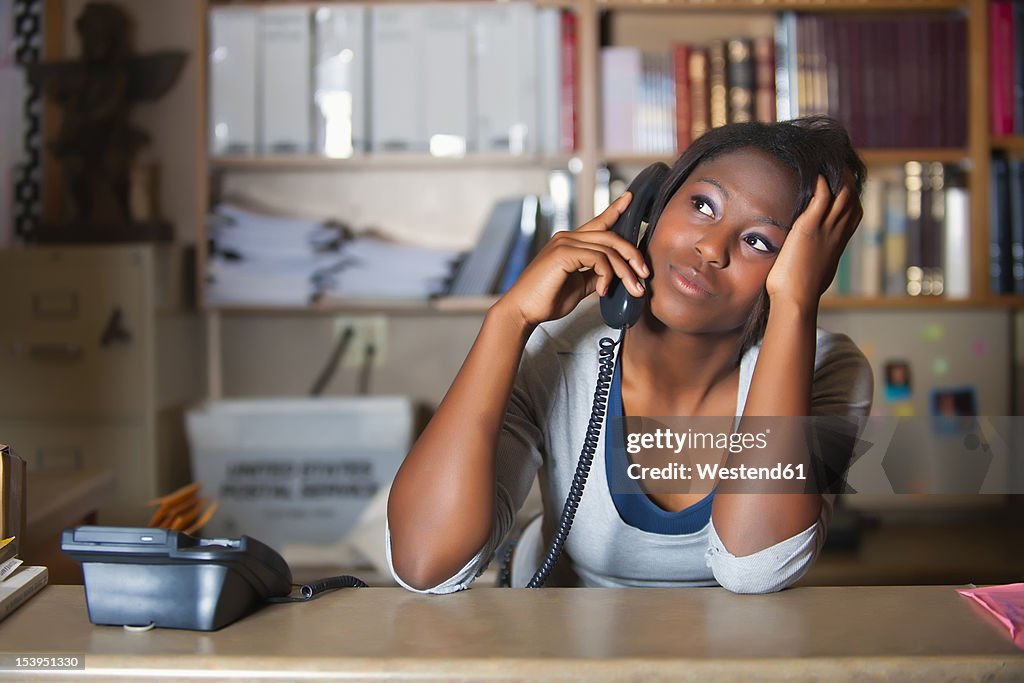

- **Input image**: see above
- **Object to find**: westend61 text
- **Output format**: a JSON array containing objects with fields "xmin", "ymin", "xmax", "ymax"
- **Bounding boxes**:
[{"xmin": 627, "ymin": 462, "xmax": 807, "ymax": 481}]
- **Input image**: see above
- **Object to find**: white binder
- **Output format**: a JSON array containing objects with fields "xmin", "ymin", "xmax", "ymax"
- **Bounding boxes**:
[{"xmin": 209, "ymin": 7, "xmax": 258, "ymax": 155}]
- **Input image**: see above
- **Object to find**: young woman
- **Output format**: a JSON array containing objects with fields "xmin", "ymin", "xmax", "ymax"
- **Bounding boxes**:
[{"xmin": 387, "ymin": 116, "xmax": 873, "ymax": 593}]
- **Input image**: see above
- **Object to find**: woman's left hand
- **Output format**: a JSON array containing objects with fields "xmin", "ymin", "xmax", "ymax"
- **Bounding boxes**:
[{"xmin": 765, "ymin": 173, "xmax": 863, "ymax": 312}]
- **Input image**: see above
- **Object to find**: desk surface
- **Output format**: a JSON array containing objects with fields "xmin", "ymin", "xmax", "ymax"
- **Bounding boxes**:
[{"xmin": 0, "ymin": 585, "xmax": 1021, "ymax": 681}]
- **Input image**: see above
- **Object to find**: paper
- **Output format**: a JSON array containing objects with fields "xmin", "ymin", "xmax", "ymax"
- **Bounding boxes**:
[
  {"xmin": 205, "ymin": 204, "xmax": 460, "ymax": 305},
  {"xmin": 957, "ymin": 583, "xmax": 1024, "ymax": 648}
]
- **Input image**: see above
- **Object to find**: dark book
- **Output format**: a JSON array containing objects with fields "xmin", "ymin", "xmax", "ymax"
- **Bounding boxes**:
[
  {"xmin": 920, "ymin": 163, "xmax": 946, "ymax": 295},
  {"xmin": 990, "ymin": 154, "xmax": 1012, "ymax": 295},
  {"xmin": 449, "ymin": 198, "xmax": 525, "ymax": 296},
  {"xmin": 948, "ymin": 15, "xmax": 968, "ymax": 147},
  {"xmin": 904, "ymin": 161, "xmax": 924, "ymax": 295},
  {"xmin": 821, "ymin": 16, "xmax": 840, "ymax": 126},
  {"xmin": 708, "ymin": 39, "xmax": 728, "ymax": 128},
  {"xmin": 497, "ymin": 197, "xmax": 544, "ymax": 294},
  {"xmin": 1009, "ymin": 157, "xmax": 1024, "ymax": 293},
  {"xmin": 726, "ymin": 38, "xmax": 754, "ymax": 123}
]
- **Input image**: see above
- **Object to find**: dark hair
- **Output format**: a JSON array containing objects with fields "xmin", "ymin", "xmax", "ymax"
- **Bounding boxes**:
[{"xmin": 646, "ymin": 115, "xmax": 867, "ymax": 363}]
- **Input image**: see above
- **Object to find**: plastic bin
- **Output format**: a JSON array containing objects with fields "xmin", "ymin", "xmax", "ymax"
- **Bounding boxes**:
[{"xmin": 186, "ymin": 397, "xmax": 412, "ymax": 549}]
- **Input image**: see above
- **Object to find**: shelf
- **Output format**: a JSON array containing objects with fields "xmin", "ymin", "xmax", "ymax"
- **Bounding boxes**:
[
  {"xmin": 594, "ymin": 0, "xmax": 966, "ymax": 11},
  {"xmin": 820, "ymin": 296, "xmax": 1023, "ymax": 310},
  {"xmin": 602, "ymin": 148, "xmax": 970, "ymax": 167},
  {"xmin": 210, "ymin": 153, "xmax": 575, "ymax": 171},
  {"xmin": 205, "ymin": 296, "xmax": 498, "ymax": 315},
  {"xmin": 991, "ymin": 135, "xmax": 1024, "ymax": 151},
  {"xmin": 203, "ymin": 295, "xmax": 1024, "ymax": 316}
]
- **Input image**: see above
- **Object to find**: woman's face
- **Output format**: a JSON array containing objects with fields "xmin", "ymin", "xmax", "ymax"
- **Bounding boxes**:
[{"xmin": 645, "ymin": 147, "xmax": 799, "ymax": 335}]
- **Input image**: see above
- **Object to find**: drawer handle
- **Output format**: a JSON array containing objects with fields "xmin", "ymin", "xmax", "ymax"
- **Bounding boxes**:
[{"xmin": 29, "ymin": 343, "xmax": 84, "ymax": 362}]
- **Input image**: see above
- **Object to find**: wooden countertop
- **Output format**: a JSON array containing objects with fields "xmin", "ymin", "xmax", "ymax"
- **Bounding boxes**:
[{"xmin": 0, "ymin": 586, "xmax": 1021, "ymax": 681}]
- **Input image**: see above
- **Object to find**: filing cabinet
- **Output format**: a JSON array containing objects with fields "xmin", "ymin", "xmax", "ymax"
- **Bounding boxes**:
[{"xmin": 0, "ymin": 246, "xmax": 203, "ymax": 524}]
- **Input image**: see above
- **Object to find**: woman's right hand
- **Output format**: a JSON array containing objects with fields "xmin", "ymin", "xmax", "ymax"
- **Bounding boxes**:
[{"xmin": 496, "ymin": 192, "xmax": 650, "ymax": 329}]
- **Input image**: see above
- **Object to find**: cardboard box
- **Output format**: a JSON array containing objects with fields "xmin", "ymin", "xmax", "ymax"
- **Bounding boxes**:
[{"xmin": 187, "ymin": 397, "xmax": 413, "ymax": 550}]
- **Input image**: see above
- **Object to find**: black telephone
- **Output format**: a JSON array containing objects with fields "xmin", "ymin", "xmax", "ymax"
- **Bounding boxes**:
[
  {"xmin": 511, "ymin": 163, "xmax": 670, "ymax": 587},
  {"xmin": 599, "ymin": 162, "xmax": 671, "ymax": 329},
  {"xmin": 62, "ymin": 526, "xmax": 367, "ymax": 630}
]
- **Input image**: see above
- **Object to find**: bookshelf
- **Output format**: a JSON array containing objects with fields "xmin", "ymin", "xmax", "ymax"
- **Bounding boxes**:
[{"xmin": 195, "ymin": 0, "xmax": 1001, "ymax": 330}]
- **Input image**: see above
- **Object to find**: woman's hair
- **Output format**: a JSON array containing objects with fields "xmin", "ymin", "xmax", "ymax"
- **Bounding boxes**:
[{"xmin": 646, "ymin": 115, "xmax": 867, "ymax": 363}]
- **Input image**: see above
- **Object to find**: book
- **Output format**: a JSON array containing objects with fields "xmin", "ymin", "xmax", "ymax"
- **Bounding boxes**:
[
  {"xmin": 1014, "ymin": 1, "xmax": 1024, "ymax": 133},
  {"xmin": 1008, "ymin": 157, "xmax": 1024, "ymax": 293},
  {"xmin": 708, "ymin": 40, "xmax": 727, "ymax": 129},
  {"xmin": 883, "ymin": 177, "xmax": 909, "ymax": 297},
  {"xmin": 991, "ymin": 154, "xmax": 1012, "ymax": 295},
  {"xmin": 560, "ymin": 10, "xmax": 578, "ymax": 152},
  {"xmin": 536, "ymin": 8, "xmax": 563, "ymax": 155},
  {"xmin": 944, "ymin": 174, "xmax": 970, "ymax": 299},
  {"xmin": 421, "ymin": 6, "xmax": 472, "ymax": 157},
  {"xmin": 991, "ymin": 1, "xmax": 1015, "ymax": 136},
  {"xmin": 601, "ymin": 46, "xmax": 641, "ymax": 153},
  {"xmin": 475, "ymin": 4, "xmax": 527, "ymax": 153},
  {"xmin": 208, "ymin": 7, "xmax": 258, "ymax": 155},
  {"xmin": 313, "ymin": 6, "xmax": 368, "ymax": 158},
  {"xmin": 673, "ymin": 43, "xmax": 692, "ymax": 150},
  {"xmin": 904, "ymin": 161, "xmax": 924, "ymax": 296},
  {"xmin": 497, "ymin": 196, "xmax": 542, "ymax": 293},
  {"xmin": 688, "ymin": 47, "xmax": 710, "ymax": 141},
  {"xmin": 753, "ymin": 36, "xmax": 776, "ymax": 123},
  {"xmin": 774, "ymin": 12, "xmax": 798, "ymax": 120},
  {"xmin": 259, "ymin": 7, "xmax": 312, "ymax": 154},
  {"xmin": 448, "ymin": 198, "xmax": 525, "ymax": 296},
  {"xmin": 371, "ymin": 6, "xmax": 422, "ymax": 152},
  {"xmin": 858, "ymin": 177, "xmax": 885, "ymax": 298},
  {"xmin": 726, "ymin": 38, "xmax": 754, "ymax": 124},
  {"xmin": 0, "ymin": 565, "xmax": 47, "ymax": 622}
]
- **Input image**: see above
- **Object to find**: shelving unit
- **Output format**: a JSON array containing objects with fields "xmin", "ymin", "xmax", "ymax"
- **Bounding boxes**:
[{"xmin": 196, "ymin": 0, "xmax": 1007, "ymax": 395}]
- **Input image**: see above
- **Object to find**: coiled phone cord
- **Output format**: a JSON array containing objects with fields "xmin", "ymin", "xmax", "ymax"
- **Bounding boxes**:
[
  {"xmin": 266, "ymin": 574, "xmax": 368, "ymax": 603},
  {"xmin": 524, "ymin": 331, "xmax": 622, "ymax": 588}
]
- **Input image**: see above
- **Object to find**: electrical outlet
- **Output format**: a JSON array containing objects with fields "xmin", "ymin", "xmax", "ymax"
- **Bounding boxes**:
[{"xmin": 332, "ymin": 315, "xmax": 387, "ymax": 368}]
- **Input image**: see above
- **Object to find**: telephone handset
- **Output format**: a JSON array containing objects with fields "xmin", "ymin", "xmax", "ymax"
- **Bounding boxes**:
[
  {"xmin": 599, "ymin": 162, "xmax": 671, "ymax": 329},
  {"xmin": 510, "ymin": 163, "xmax": 670, "ymax": 587}
]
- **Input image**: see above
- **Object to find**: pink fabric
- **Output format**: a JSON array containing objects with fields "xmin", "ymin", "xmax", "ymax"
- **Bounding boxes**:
[{"xmin": 957, "ymin": 583, "xmax": 1024, "ymax": 649}]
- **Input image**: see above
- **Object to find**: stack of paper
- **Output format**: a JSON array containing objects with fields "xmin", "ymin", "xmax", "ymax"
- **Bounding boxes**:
[
  {"xmin": 325, "ymin": 237, "xmax": 460, "ymax": 299},
  {"xmin": 206, "ymin": 204, "xmax": 460, "ymax": 305},
  {"xmin": 206, "ymin": 204, "xmax": 348, "ymax": 306}
]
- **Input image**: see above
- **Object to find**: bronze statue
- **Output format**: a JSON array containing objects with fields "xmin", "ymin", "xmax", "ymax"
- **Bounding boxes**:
[{"xmin": 28, "ymin": 2, "xmax": 185, "ymax": 242}]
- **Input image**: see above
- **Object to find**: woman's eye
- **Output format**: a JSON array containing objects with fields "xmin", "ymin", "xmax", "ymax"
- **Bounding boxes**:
[
  {"xmin": 744, "ymin": 234, "xmax": 776, "ymax": 254},
  {"xmin": 692, "ymin": 196, "xmax": 714, "ymax": 218}
]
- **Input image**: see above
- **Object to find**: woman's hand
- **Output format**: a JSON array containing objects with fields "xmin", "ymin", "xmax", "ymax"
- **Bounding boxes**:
[
  {"xmin": 495, "ymin": 192, "xmax": 650, "ymax": 330},
  {"xmin": 765, "ymin": 173, "xmax": 864, "ymax": 312}
]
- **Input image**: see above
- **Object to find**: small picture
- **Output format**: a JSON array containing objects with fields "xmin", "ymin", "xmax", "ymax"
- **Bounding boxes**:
[
  {"xmin": 932, "ymin": 387, "xmax": 978, "ymax": 417},
  {"xmin": 883, "ymin": 360, "xmax": 912, "ymax": 402},
  {"xmin": 930, "ymin": 386, "xmax": 979, "ymax": 436}
]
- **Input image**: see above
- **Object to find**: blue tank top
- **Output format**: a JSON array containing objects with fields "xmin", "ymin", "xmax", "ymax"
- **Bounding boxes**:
[{"xmin": 605, "ymin": 349, "xmax": 715, "ymax": 534}]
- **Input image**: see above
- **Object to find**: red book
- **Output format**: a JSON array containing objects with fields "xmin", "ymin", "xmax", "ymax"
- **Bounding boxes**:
[
  {"xmin": 991, "ymin": 1, "xmax": 1015, "ymax": 136},
  {"xmin": 753, "ymin": 35, "xmax": 776, "ymax": 123},
  {"xmin": 673, "ymin": 43, "xmax": 692, "ymax": 151},
  {"xmin": 560, "ymin": 11, "xmax": 578, "ymax": 152}
]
